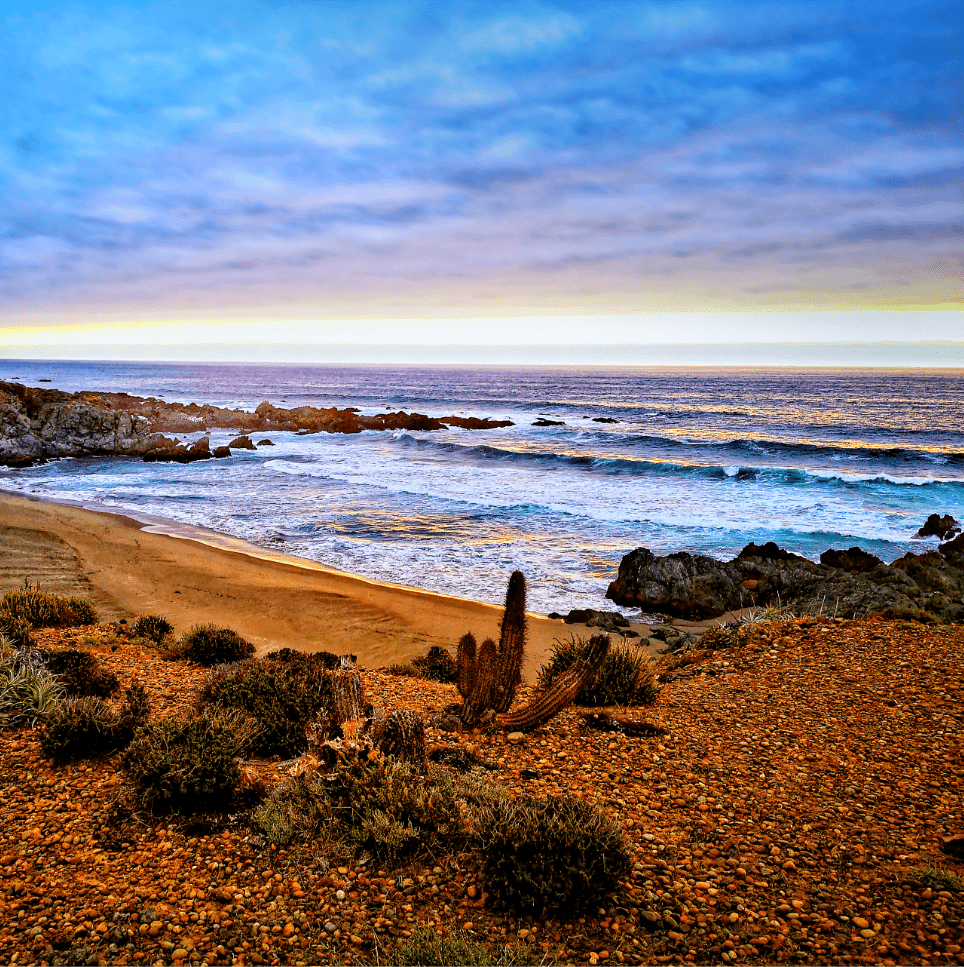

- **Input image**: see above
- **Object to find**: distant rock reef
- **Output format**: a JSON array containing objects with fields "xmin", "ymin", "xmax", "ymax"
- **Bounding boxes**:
[
  {"xmin": 607, "ymin": 527, "xmax": 964, "ymax": 624},
  {"xmin": 0, "ymin": 380, "xmax": 513, "ymax": 468}
]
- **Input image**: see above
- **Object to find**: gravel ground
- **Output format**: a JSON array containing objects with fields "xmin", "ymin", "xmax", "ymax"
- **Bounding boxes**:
[{"xmin": 1, "ymin": 616, "xmax": 962, "ymax": 966}]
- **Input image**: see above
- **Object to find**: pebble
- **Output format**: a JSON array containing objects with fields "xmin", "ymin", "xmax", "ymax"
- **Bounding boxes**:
[{"xmin": 1, "ymin": 622, "xmax": 962, "ymax": 967}]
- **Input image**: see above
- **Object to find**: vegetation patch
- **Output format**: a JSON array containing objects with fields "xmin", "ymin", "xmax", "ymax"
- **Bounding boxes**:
[
  {"xmin": 198, "ymin": 655, "xmax": 333, "ymax": 757},
  {"xmin": 393, "ymin": 926, "xmax": 535, "ymax": 966},
  {"xmin": 123, "ymin": 710, "xmax": 256, "ymax": 813},
  {"xmin": 0, "ymin": 641, "xmax": 63, "ymax": 728},
  {"xmin": 0, "ymin": 585, "xmax": 98, "ymax": 629},
  {"xmin": 44, "ymin": 648, "xmax": 119, "ymax": 697},
  {"xmin": 410, "ymin": 645, "xmax": 458, "ymax": 683},
  {"xmin": 172, "ymin": 624, "xmax": 255, "ymax": 665},
  {"xmin": 538, "ymin": 638, "xmax": 660, "ymax": 706},
  {"xmin": 478, "ymin": 792, "xmax": 631, "ymax": 914},
  {"xmin": 131, "ymin": 614, "xmax": 173, "ymax": 645}
]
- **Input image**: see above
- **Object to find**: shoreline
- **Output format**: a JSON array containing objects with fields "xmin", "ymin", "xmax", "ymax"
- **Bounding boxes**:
[{"xmin": 0, "ymin": 490, "xmax": 675, "ymax": 679}]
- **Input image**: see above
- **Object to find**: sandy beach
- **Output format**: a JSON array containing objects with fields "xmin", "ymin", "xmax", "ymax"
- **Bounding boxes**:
[{"xmin": 0, "ymin": 491, "xmax": 662, "ymax": 679}]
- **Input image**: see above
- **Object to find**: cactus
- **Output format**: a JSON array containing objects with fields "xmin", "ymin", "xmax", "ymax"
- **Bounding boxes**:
[
  {"xmin": 497, "ymin": 634, "xmax": 611, "ymax": 733},
  {"xmin": 456, "ymin": 632, "xmax": 477, "ymax": 699},
  {"xmin": 493, "ymin": 571, "xmax": 526, "ymax": 712},
  {"xmin": 460, "ymin": 638, "xmax": 498, "ymax": 726},
  {"xmin": 370, "ymin": 709, "xmax": 426, "ymax": 766},
  {"xmin": 455, "ymin": 571, "xmax": 598, "ymax": 733}
]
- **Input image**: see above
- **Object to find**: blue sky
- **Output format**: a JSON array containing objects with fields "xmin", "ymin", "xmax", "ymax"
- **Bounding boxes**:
[{"xmin": 1, "ymin": 0, "xmax": 961, "ymax": 360}]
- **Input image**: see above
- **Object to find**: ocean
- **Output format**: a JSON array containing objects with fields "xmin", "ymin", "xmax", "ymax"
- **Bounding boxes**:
[{"xmin": 2, "ymin": 359, "xmax": 963, "ymax": 616}]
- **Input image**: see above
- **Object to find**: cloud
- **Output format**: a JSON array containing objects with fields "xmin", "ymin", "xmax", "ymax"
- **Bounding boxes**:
[{"xmin": 0, "ymin": 0, "xmax": 961, "ymax": 323}]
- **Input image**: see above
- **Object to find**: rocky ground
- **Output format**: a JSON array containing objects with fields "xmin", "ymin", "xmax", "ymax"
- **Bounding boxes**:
[{"xmin": 1, "ymin": 617, "xmax": 962, "ymax": 967}]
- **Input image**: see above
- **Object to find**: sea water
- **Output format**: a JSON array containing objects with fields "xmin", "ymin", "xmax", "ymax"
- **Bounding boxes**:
[{"xmin": 2, "ymin": 360, "xmax": 963, "ymax": 615}]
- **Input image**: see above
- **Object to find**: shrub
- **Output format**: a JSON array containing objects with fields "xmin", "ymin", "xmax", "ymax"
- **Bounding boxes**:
[
  {"xmin": 198, "ymin": 656, "xmax": 332, "ymax": 757},
  {"xmin": 265, "ymin": 647, "xmax": 341, "ymax": 669},
  {"xmin": 410, "ymin": 645, "xmax": 458, "ymax": 683},
  {"xmin": 123, "ymin": 710, "xmax": 256, "ymax": 813},
  {"xmin": 394, "ymin": 927, "xmax": 534, "ymax": 966},
  {"xmin": 0, "ymin": 585, "xmax": 98, "ymax": 628},
  {"xmin": 131, "ymin": 614, "xmax": 173, "ymax": 644},
  {"xmin": 252, "ymin": 757, "xmax": 477, "ymax": 861},
  {"xmin": 385, "ymin": 662, "xmax": 420, "ymax": 677},
  {"xmin": 913, "ymin": 866, "xmax": 962, "ymax": 893},
  {"xmin": 537, "ymin": 639, "xmax": 660, "ymax": 706},
  {"xmin": 37, "ymin": 685, "xmax": 151, "ymax": 761},
  {"xmin": 0, "ymin": 611, "xmax": 34, "ymax": 649},
  {"xmin": 478, "ymin": 793, "xmax": 631, "ymax": 914},
  {"xmin": 251, "ymin": 771, "xmax": 335, "ymax": 846},
  {"xmin": 174, "ymin": 624, "xmax": 254, "ymax": 665},
  {"xmin": 44, "ymin": 649, "xmax": 119, "ymax": 697},
  {"xmin": 0, "ymin": 644, "xmax": 64, "ymax": 728}
]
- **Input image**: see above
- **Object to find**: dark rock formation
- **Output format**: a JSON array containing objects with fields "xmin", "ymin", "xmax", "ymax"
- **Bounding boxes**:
[
  {"xmin": 0, "ymin": 381, "xmax": 153, "ymax": 466},
  {"xmin": 606, "ymin": 548, "xmax": 745, "ymax": 619},
  {"xmin": 820, "ymin": 546, "xmax": 884, "ymax": 574},
  {"xmin": 532, "ymin": 418, "xmax": 565, "ymax": 426},
  {"xmin": 916, "ymin": 513, "xmax": 961, "ymax": 540},
  {"xmin": 228, "ymin": 435, "xmax": 257, "ymax": 450},
  {"xmin": 0, "ymin": 380, "xmax": 514, "ymax": 467},
  {"xmin": 143, "ymin": 436, "xmax": 213, "ymax": 463},
  {"xmin": 592, "ymin": 417, "xmax": 619, "ymax": 424},
  {"xmin": 213, "ymin": 446, "xmax": 231, "ymax": 458},
  {"xmin": 608, "ymin": 542, "xmax": 964, "ymax": 623},
  {"xmin": 256, "ymin": 439, "xmax": 274, "ymax": 446}
]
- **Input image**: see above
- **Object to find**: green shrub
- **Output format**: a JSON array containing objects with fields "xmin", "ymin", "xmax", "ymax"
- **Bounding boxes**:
[
  {"xmin": 174, "ymin": 624, "xmax": 254, "ymax": 665},
  {"xmin": 0, "ymin": 611, "xmax": 34, "ymax": 649},
  {"xmin": 410, "ymin": 645, "xmax": 458, "ymax": 683},
  {"xmin": 913, "ymin": 866, "xmax": 962, "ymax": 892},
  {"xmin": 385, "ymin": 662, "xmax": 420, "ymax": 677},
  {"xmin": 478, "ymin": 793, "xmax": 631, "ymax": 914},
  {"xmin": 394, "ymin": 927, "xmax": 535, "ymax": 966},
  {"xmin": 265, "ymin": 647, "xmax": 341, "ymax": 669},
  {"xmin": 0, "ymin": 585, "xmax": 98, "ymax": 628},
  {"xmin": 253, "ymin": 757, "xmax": 477, "ymax": 861},
  {"xmin": 45, "ymin": 649, "xmax": 119, "ymax": 697},
  {"xmin": 251, "ymin": 771, "xmax": 335, "ymax": 846},
  {"xmin": 537, "ymin": 639, "xmax": 660, "ymax": 706},
  {"xmin": 131, "ymin": 614, "xmax": 173, "ymax": 644},
  {"xmin": 0, "ymin": 644, "xmax": 64, "ymax": 728},
  {"xmin": 327, "ymin": 757, "xmax": 469, "ymax": 860},
  {"xmin": 198, "ymin": 656, "xmax": 332, "ymax": 757},
  {"xmin": 123, "ymin": 710, "xmax": 256, "ymax": 813},
  {"xmin": 37, "ymin": 684, "xmax": 151, "ymax": 761}
]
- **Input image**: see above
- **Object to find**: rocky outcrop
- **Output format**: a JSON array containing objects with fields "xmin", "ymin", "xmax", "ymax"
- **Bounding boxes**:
[
  {"xmin": 916, "ymin": 513, "xmax": 961, "ymax": 540},
  {"xmin": 0, "ymin": 380, "xmax": 514, "ymax": 467},
  {"xmin": 228, "ymin": 435, "xmax": 257, "ymax": 450},
  {"xmin": 0, "ymin": 382, "xmax": 153, "ymax": 467},
  {"xmin": 608, "ymin": 540, "xmax": 964, "ymax": 623},
  {"xmin": 606, "ymin": 547, "xmax": 745, "ymax": 619},
  {"xmin": 819, "ymin": 546, "xmax": 884, "ymax": 574}
]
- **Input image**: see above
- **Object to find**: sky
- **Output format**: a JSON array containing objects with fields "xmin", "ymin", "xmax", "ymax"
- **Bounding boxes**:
[{"xmin": 1, "ymin": 0, "xmax": 962, "ymax": 363}]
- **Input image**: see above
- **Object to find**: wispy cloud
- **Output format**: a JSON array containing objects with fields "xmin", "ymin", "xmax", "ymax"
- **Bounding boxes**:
[{"xmin": 1, "ymin": 0, "xmax": 961, "ymax": 330}]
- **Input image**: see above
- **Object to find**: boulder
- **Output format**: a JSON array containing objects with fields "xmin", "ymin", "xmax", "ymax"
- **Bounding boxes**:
[
  {"xmin": 213, "ymin": 446, "xmax": 231, "ymax": 458},
  {"xmin": 257, "ymin": 439, "xmax": 274, "ymax": 446},
  {"xmin": 228, "ymin": 435, "xmax": 257, "ymax": 450},
  {"xmin": 820, "ymin": 546, "xmax": 884, "ymax": 574},
  {"xmin": 737, "ymin": 541, "xmax": 809, "ymax": 562},
  {"xmin": 916, "ymin": 513, "xmax": 960, "ymax": 540},
  {"xmin": 532, "ymin": 418, "xmax": 565, "ymax": 426},
  {"xmin": 560, "ymin": 609, "xmax": 631, "ymax": 632},
  {"xmin": 606, "ymin": 548, "xmax": 744, "ymax": 619}
]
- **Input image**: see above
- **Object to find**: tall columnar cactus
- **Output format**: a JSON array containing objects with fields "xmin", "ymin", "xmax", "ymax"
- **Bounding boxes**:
[
  {"xmin": 455, "ymin": 571, "xmax": 601, "ymax": 733},
  {"xmin": 493, "ymin": 570, "xmax": 526, "ymax": 713},
  {"xmin": 456, "ymin": 632, "xmax": 477, "ymax": 700},
  {"xmin": 496, "ymin": 634, "xmax": 610, "ymax": 733},
  {"xmin": 460, "ymin": 638, "xmax": 499, "ymax": 726}
]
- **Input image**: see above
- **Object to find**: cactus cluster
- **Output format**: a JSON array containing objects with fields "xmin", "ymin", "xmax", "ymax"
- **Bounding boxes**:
[
  {"xmin": 308, "ymin": 667, "xmax": 427, "ymax": 768},
  {"xmin": 455, "ymin": 572, "xmax": 611, "ymax": 733}
]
